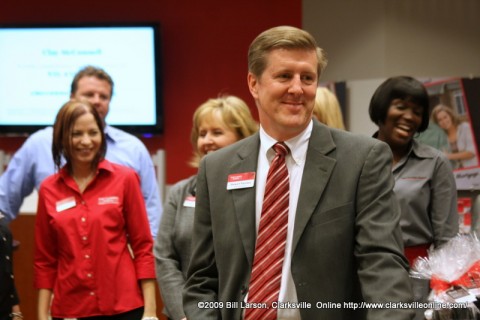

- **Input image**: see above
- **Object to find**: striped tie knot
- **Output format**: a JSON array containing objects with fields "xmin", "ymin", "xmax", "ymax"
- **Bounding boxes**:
[{"xmin": 273, "ymin": 142, "xmax": 288, "ymax": 157}]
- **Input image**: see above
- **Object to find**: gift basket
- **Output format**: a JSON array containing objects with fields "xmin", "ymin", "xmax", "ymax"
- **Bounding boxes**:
[{"xmin": 411, "ymin": 234, "xmax": 480, "ymax": 319}]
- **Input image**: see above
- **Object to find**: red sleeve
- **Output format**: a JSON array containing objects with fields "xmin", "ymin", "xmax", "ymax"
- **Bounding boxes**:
[
  {"xmin": 34, "ymin": 184, "xmax": 58, "ymax": 289},
  {"xmin": 122, "ymin": 170, "xmax": 156, "ymax": 280}
]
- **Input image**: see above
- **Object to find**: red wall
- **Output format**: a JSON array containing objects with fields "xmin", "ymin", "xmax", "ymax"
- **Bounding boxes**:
[{"xmin": 0, "ymin": 0, "xmax": 301, "ymax": 184}]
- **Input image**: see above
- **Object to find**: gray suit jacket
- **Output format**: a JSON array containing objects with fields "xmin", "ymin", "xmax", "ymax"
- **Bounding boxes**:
[
  {"xmin": 184, "ymin": 121, "xmax": 414, "ymax": 319},
  {"xmin": 155, "ymin": 175, "xmax": 197, "ymax": 320}
]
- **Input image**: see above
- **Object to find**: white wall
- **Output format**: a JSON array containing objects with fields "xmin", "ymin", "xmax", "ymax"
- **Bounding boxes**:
[
  {"xmin": 303, "ymin": 0, "xmax": 480, "ymax": 134},
  {"xmin": 346, "ymin": 78, "xmax": 384, "ymax": 135},
  {"xmin": 303, "ymin": 0, "xmax": 480, "ymax": 81}
]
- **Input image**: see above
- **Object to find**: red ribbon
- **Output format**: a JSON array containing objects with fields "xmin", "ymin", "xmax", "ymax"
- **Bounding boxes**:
[{"xmin": 430, "ymin": 260, "xmax": 480, "ymax": 292}]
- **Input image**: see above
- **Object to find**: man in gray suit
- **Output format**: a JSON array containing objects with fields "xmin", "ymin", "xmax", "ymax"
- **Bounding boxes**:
[{"xmin": 183, "ymin": 26, "xmax": 414, "ymax": 319}]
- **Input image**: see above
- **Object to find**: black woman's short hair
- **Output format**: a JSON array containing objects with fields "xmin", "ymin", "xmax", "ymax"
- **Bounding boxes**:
[{"xmin": 369, "ymin": 76, "xmax": 430, "ymax": 132}]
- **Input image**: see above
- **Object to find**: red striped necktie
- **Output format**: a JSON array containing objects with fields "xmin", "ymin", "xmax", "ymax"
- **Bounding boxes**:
[{"xmin": 245, "ymin": 142, "xmax": 290, "ymax": 320}]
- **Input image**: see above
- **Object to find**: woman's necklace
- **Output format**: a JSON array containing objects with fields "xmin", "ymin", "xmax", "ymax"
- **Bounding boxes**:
[{"xmin": 73, "ymin": 172, "xmax": 95, "ymax": 192}]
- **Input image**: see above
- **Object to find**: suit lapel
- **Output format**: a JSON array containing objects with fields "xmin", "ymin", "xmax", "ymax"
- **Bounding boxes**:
[
  {"xmin": 230, "ymin": 135, "xmax": 260, "ymax": 266},
  {"xmin": 292, "ymin": 122, "xmax": 337, "ymax": 253}
]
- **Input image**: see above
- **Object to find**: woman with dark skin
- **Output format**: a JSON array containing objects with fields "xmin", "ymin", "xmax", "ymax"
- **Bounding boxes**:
[{"xmin": 369, "ymin": 76, "xmax": 458, "ymax": 320}]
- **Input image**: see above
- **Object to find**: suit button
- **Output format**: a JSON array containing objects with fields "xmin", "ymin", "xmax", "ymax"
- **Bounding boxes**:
[{"xmin": 241, "ymin": 285, "xmax": 248, "ymax": 294}]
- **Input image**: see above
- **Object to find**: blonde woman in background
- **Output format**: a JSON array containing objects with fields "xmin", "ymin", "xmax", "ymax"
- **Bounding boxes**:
[
  {"xmin": 431, "ymin": 104, "xmax": 479, "ymax": 169},
  {"xmin": 312, "ymin": 87, "xmax": 345, "ymax": 129},
  {"xmin": 154, "ymin": 95, "xmax": 258, "ymax": 320}
]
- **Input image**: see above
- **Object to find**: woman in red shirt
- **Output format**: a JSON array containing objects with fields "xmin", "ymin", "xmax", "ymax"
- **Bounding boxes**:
[{"xmin": 34, "ymin": 99, "xmax": 157, "ymax": 320}]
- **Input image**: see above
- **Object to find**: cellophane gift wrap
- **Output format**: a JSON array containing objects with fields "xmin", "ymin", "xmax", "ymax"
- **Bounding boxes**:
[{"xmin": 411, "ymin": 234, "xmax": 480, "ymax": 319}]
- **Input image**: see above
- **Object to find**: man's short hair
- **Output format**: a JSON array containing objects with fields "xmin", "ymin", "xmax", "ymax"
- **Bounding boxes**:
[
  {"xmin": 248, "ymin": 26, "xmax": 328, "ymax": 78},
  {"xmin": 70, "ymin": 65, "xmax": 114, "ymax": 96}
]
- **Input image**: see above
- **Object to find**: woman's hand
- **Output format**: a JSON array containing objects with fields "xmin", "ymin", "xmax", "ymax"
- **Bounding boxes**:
[
  {"xmin": 10, "ymin": 305, "xmax": 23, "ymax": 319},
  {"xmin": 140, "ymin": 279, "xmax": 157, "ymax": 319},
  {"xmin": 37, "ymin": 289, "xmax": 53, "ymax": 320}
]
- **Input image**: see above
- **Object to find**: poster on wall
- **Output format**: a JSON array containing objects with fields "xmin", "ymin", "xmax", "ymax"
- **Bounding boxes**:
[{"xmin": 419, "ymin": 77, "xmax": 480, "ymax": 190}]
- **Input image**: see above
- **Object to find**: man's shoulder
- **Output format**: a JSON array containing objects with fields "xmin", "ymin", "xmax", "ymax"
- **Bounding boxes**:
[
  {"xmin": 25, "ymin": 126, "xmax": 53, "ymax": 143},
  {"xmin": 106, "ymin": 125, "xmax": 141, "ymax": 141},
  {"xmin": 14, "ymin": 127, "xmax": 53, "ymax": 155},
  {"xmin": 313, "ymin": 126, "xmax": 391, "ymax": 166},
  {"xmin": 328, "ymin": 127, "xmax": 380, "ymax": 150},
  {"xmin": 105, "ymin": 126, "xmax": 148, "ymax": 149}
]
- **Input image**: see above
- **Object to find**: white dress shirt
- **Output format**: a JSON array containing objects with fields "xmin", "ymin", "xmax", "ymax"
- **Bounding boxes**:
[{"xmin": 254, "ymin": 121, "xmax": 312, "ymax": 320}]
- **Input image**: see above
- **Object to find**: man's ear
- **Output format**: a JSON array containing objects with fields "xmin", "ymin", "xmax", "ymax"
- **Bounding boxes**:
[{"xmin": 247, "ymin": 72, "xmax": 259, "ymax": 99}]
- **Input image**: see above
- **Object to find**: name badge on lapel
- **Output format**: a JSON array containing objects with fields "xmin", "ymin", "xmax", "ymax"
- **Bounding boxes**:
[
  {"xmin": 56, "ymin": 197, "xmax": 76, "ymax": 212},
  {"xmin": 183, "ymin": 196, "xmax": 196, "ymax": 208},
  {"xmin": 227, "ymin": 172, "xmax": 255, "ymax": 190}
]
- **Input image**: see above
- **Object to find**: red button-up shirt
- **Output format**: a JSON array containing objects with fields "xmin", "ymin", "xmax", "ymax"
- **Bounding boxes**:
[{"xmin": 34, "ymin": 160, "xmax": 155, "ymax": 318}]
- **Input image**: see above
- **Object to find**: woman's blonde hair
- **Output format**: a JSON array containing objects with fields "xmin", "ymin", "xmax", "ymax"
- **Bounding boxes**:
[
  {"xmin": 313, "ymin": 87, "xmax": 345, "ymax": 130},
  {"xmin": 431, "ymin": 104, "xmax": 461, "ymax": 127},
  {"xmin": 189, "ymin": 95, "xmax": 258, "ymax": 167}
]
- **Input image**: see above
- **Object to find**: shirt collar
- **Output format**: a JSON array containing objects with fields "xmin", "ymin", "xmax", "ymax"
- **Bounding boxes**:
[
  {"xmin": 59, "ymin": 159, "xmax": 114, "ymax": 180},
  {"xmin": 410, "ymin": 139, "xmax": 435, "ymax": 159},
  {"xmin": 259, "ymin": 120, "xmax": 312, "ymax": 165},
  {"xmin": 372, "ymin": 131, "xmax": 434, "ymax": 160}
]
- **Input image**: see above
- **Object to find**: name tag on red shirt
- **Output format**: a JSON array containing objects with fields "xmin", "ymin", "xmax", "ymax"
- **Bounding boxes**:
[
  {"xmin": 56, "ymin": 197, "xmax": 76, "ymax": 212},
  {"xmin": 98, "ymin": 196, "xmax": 120, "ymax": 205}
]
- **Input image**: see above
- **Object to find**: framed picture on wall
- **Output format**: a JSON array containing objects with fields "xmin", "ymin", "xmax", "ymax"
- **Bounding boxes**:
[{"xmin": 419, "ymin": 77, "xmax": 480, "ymax": 190}]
